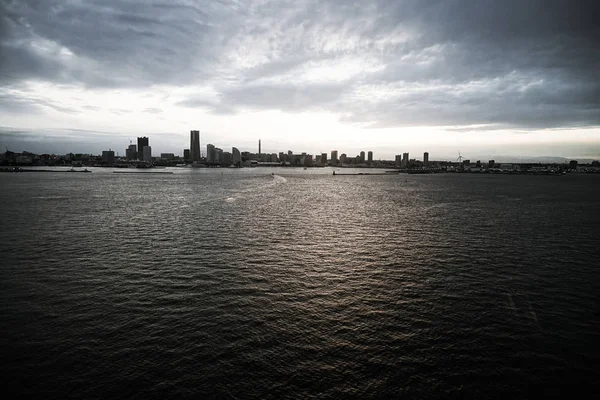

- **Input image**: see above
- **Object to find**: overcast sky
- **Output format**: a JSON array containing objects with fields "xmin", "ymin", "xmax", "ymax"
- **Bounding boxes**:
[{"xmin": 1, "ymin": 0, "xmax": 599, "ymax": 159}]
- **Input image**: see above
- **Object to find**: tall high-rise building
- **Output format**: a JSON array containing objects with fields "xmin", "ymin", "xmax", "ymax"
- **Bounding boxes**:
[
  {"xmin": 137, "ymin": 137, "xmax": 149, "ymax": 160},
  {"xmin": 321, "ymin": 153, "xmax": 327, "ymax": 165},
  {"xmin": 232, "ymin": 147, "xmax": 241, "ymax": 166},
  {"xmin": 183, "ymin": 149, "xmax": 190, "ymax": 161},
  {"xmin": 331, "ymin": 150, "xmax": 338, "ymax": 165},
  {"xmin": 190, "ymin": 130, "xmax": 200, "ymax": 162},
  {"xmin": 143, "ymin": 146, "xmax": 152, "ymax": 162},
  {"xmin": 340, "ymin": 153, "xmax": 347, "ymax": 164},
  {"xmin": 360, "ymin": 151, "xmax": 365, "ymax": 164},
  {"xmin": 258, "ymin": 139, "xmax": 261, "ymax": 155},
  {"xmin": 368, "ymin": 151, "xmax": 373, "ymax": 163},
  {"xmin": 402, "ymin": 152, "xmax": 409, "ymax": 167},
  {"xmin": 222, "ymin": 151, "xmax": 232, "ymax": 166},
  {"xmin": 395, "ymin": 155, "xmax": 402, "ymax": 166},
  {"xmin": 206, "ymin": 144, "xmax": 216, "ymax": 163},
  {"xmin": 423, "ymin": 152, "xmax": 429, "ymax": 166}
]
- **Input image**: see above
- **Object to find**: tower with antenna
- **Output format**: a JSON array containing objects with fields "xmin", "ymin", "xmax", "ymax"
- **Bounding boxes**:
[{"xmin": 456, "ymin": 150, "xmax": 466, "ymax": 170}]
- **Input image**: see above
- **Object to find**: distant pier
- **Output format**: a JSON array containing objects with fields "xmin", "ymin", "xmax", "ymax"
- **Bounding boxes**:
[
  {"xmin": 332, "ymin": 171, "xmax": 389, "ymax": 176},
  {"xmin": 113, "ymin": 171, "xmax": 173, "ymax": 174},
  {"xmin": 0, "ymin": 168, "xmax": 91, "ymax": 173}
]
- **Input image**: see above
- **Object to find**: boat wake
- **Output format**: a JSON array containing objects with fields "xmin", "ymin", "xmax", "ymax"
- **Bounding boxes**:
[
  {"xmin": 271, "ymin": 174, "xmax": 287, "ymax": 184},
  {"xmin": 224, "ymin": 173, "xmax": 287, "ymax": 204}
]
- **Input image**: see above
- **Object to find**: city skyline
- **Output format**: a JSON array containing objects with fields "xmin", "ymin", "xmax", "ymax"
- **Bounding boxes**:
[
  {"xmin": 1, "ymin": 127, "xmax": 598, "ymax": 163},
  {"xmin": 1, "ymin": 1, "xmax": 599, "ymax": 159}
]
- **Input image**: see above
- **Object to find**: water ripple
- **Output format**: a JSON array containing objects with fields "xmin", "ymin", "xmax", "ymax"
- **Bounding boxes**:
[{"xmin": 1, "ymin": 170, "xmax": 599, "ymax": 399}]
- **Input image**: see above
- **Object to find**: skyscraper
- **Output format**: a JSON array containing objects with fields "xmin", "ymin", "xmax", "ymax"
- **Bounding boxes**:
[
  {"xmin": 215, "ymin": 147, "xmax": 223, "ymax": 164},
  {"xmin": 222, "ymin": 151, "xmax": 232, "ymax": 166},
  {"xmin": 368, "ymin": 151, "xmax": 373, "ymax": 163},
  {"xmin": 321, "ymin": 153, "xmax": 327, "ymax": 165},
  {"xmin": 232, "ymin": 147, "xmax": 241, "ymax": 167},
  {"xmin": 190, "ymin": 130, "xmax": 200, "ymax": 162},
  {"xmin": 258, "ymin": 139, "xmax": 261, "ymax": 155},
  {"xmin": 206, "ymin": 144, "xmax": 215, "ymax": 163},
  {"xmin": 137, "ymin": 137, "xmax": 148, "ymax": 160},
  {"xmin": 423, "ymin": 152, "xmax": 429, "ymax": 166},
  {"xmin": 402, "ymin": 152, "xmax": 409, "ymax": 167},
  {"xmin": 360, "ymin": 151, "xmax": 365, "ymax": 164},
  {"xmin": 331, "ymin": 150, "xmax": 338, "ymax": 165},
  {"xmin": 143, "ymin": 146, "xmax": 152, "ymax": 162}
]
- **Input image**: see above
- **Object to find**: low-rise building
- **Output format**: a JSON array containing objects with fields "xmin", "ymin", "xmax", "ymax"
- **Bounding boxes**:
[{"xmin": 102, "ymin": 150, "xmax": 115, "ymax": 164}]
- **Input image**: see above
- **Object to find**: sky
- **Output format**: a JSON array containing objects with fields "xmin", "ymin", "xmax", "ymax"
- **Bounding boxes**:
[{"xmin": 1, "ymin": 0, "xmax": 599, "ymax": 160}]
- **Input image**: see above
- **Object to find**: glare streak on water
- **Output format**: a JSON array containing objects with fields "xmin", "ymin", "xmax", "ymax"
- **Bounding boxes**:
[{"xmin": 1, "ymin": 169, "xmax": 599, "ymax": 399}]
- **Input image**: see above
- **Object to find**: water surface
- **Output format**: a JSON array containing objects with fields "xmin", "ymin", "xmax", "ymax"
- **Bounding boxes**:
[{"xmin": 1, "ymin": 168, "xmax": 599, "ymax": 398}]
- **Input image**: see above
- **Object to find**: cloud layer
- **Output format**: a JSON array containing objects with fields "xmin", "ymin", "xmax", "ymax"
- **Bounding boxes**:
[{"xmin": 1, "ymin": 0, "xmax": 599, "ymax": 130}]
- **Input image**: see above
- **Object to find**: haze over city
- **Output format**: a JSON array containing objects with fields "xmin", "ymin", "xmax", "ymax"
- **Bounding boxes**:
[{"xmin": 1, "ymin": 0, "xmax": 599, "ymax": 159}]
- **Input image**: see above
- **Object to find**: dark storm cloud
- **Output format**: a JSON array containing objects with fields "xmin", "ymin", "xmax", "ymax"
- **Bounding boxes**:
[
  {"xmin": 1, "ymin": 0, "xmax": 599, "ymax": 129},
  {"xmin": 0, "ymin": 0, "xmax": 224, "ymax": 87}
]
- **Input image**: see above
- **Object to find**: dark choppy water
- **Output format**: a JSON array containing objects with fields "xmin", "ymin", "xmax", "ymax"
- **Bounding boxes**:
[{"xmin": 1, "ymin": 168, "xmax": 599, "ymax": 399}]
